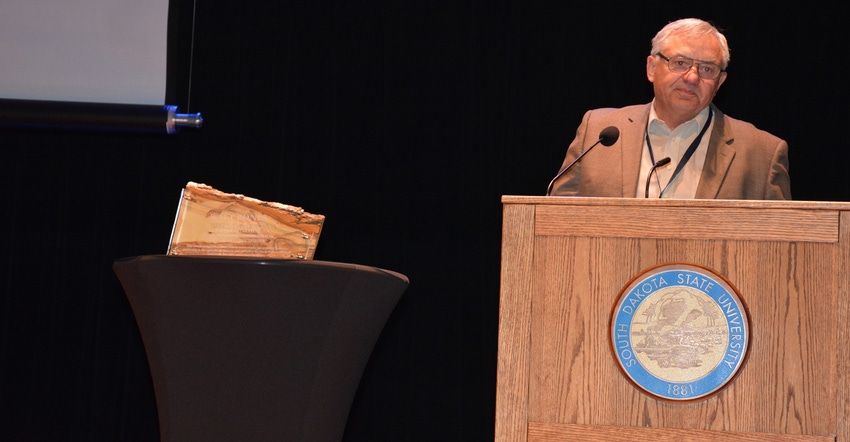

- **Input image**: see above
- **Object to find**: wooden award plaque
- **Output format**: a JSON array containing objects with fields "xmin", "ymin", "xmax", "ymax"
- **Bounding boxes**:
[{"xmin": 167, "ymin": 182, "xmax": 324, "ymax": 259}]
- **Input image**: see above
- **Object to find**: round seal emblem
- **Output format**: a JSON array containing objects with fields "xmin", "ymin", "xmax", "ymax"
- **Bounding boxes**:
[{"xmin": 610, "ymin": 262, "xmax": 749, "ymax": 401}]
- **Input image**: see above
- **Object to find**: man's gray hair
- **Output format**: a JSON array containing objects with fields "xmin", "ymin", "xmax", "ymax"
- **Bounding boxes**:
[{"xmin": 651, "ymin": 18, "xmax": 731, "ymax": 69}]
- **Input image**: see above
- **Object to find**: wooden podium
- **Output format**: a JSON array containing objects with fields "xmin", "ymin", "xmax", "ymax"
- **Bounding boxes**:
[{"xmin": 496, "ymin": 196, "xmax": 850, "ymax": 442}]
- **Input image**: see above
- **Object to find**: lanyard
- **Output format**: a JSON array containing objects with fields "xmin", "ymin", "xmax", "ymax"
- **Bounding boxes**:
[{"xmin": 645, "ymin": 107, "xmax": 713, "ymax": 197}]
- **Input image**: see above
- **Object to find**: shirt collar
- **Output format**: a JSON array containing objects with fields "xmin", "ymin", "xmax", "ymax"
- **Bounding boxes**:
[{"xmin": 648, "ymin": 102, "xmax": 711, "ymax": 135}]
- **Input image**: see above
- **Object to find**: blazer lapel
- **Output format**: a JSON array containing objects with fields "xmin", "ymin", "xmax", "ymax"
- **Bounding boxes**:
[
  {"xmin": 695, "ymin": 105, "xmax": 735, "ymax": 199},
  {"xmin": 621, "ymin": 104, "xmax": 651, "ymax": 197}
]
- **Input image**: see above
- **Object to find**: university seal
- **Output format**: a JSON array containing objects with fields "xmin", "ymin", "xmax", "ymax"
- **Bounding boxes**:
[{"xmin": 609, "ymin": 263, "xmax": 750, "ymax": 401}]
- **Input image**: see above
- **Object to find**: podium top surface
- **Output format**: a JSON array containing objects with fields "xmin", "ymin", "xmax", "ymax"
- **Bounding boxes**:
[
  {"xmin": 502, "ymin": 195, "xmax": 850, "ymax": 211},
  {"xmin": 500, "ymin": 196, "xmax": 850, "ymax": 243}
]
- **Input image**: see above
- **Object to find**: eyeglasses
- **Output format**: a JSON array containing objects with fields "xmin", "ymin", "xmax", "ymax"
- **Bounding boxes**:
[{"xmin": 656, "ymin": 53, "xmax": 724, "ymax": 80}]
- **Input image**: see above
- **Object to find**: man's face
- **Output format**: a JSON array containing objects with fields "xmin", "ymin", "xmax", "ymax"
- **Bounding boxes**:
[{"xmin": 646, "ymin": 34, "xmax": 727, "ymax": 128}]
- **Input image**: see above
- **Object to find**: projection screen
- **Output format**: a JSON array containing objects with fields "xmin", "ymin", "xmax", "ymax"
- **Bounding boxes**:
[
  {"xmin": 0, "ymin": 0, "xmax": 201, "ymax": 133},
  {"xmin": 0, "ymin": 0, "xmax": 170, "ymax": 105}
]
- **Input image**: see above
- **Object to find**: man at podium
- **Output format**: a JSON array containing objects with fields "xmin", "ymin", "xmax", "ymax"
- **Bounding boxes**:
[{"xmin": 548, "ymin": 18, "xmax": 791, "ymax": 200}]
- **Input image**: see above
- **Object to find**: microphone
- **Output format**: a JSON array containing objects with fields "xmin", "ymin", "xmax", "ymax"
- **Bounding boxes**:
[
  {"xmin": 644, "ymin": 157, "xmax": 671, "ymax": 198},
  {"xmin": 546, "ymin": 126, "xmax": 620, "ymax": 196}
]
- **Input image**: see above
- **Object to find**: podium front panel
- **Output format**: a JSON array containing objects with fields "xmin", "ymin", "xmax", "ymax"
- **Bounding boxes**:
[{"xmin": 496, "ymin": 197, "xmax": 850, "ymax": 442}]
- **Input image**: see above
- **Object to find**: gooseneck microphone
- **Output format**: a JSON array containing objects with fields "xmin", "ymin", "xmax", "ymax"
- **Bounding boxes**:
[
  {"xmin": 545, "ymin": 126, "xmax": 620, "ymax": 196},
  {"xmin": 644, "ymin": 157, "xmax": 671, "ymax": 198}
]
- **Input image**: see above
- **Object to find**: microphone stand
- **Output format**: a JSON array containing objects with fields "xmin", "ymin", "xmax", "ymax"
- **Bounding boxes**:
[
  {"xmin": 546, "ymin": 139, "xmax": 603, "ymax": 196},
  {"xmin": 545, "ymin": 126, "xmax": 619, "ymax": 196},
  {"xmin": 644, "ymin": 157, "xmax": 671, "ymax": 198}
]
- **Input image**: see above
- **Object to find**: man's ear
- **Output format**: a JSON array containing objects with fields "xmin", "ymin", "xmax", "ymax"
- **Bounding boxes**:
[
  {"xmin": 646, "ymin": 55, "xmax": 657, "ymax": 82},
  {"xmin": 716, "ymin": 71, "xmax": 728, "ymax": 89}
]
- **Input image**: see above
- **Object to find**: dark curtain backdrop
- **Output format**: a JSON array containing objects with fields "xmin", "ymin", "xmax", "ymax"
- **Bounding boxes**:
[{"xmin": 1, "ymin": 2, "xmax": 846, "ymax": 441}]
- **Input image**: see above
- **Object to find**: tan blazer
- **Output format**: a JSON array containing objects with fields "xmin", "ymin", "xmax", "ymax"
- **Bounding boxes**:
[{"xmin": 550, "ymin": 103, "xmax": 791, "ymax": 200}]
